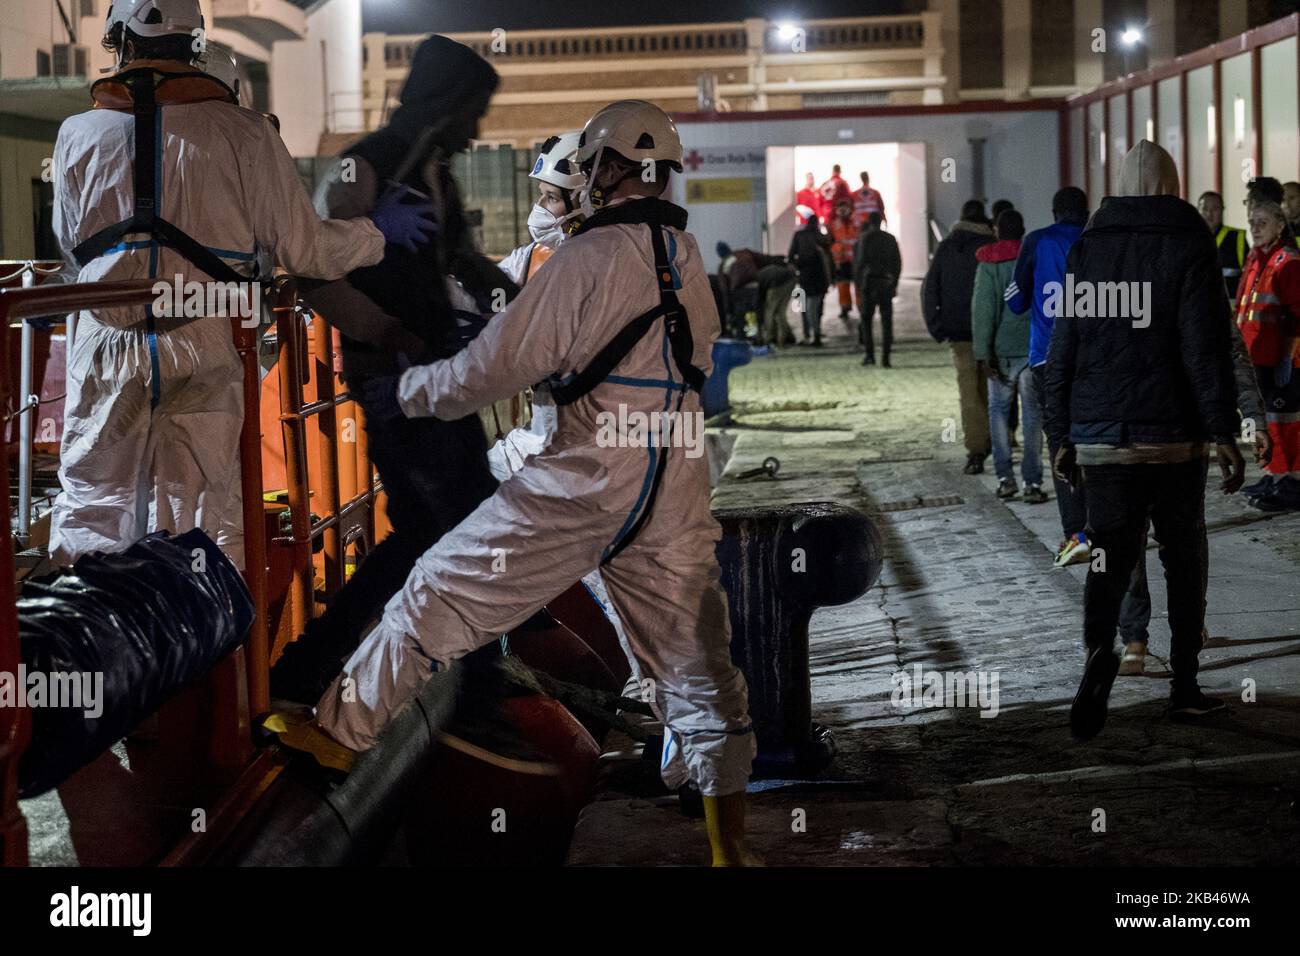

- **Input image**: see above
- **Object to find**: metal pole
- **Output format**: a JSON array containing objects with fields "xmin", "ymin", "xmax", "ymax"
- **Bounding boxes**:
[{"xmin": 17, "ymin": 265, "xmax": 35, "ymax": 542}]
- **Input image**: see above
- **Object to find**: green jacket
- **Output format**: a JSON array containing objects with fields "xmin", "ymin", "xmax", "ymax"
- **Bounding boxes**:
[{"xmin": 970, "ymin": 239, "xmax": 1028, "ymax": 362}]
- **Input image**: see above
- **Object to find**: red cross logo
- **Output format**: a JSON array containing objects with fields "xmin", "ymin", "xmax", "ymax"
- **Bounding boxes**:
[{"xmin": 684, "ymin": 149, "xmax": 704, "ymax": 172}]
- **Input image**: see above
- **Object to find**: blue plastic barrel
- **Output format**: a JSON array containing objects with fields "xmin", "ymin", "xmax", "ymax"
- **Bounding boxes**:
[{"xmin": 702, "ymin": 338, "xmax": 753, "ymax": 418}]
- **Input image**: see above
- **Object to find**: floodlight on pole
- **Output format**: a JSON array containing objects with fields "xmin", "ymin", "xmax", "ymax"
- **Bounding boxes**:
[{"xmin": 1120, "ymin": 27, "xmax": 1144, "ymax": 47}]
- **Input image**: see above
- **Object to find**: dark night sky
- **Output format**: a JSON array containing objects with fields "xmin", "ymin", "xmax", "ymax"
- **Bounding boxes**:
[{"xmin": 361, "ymin": 0, "xmax": 906, "ymax": 34}]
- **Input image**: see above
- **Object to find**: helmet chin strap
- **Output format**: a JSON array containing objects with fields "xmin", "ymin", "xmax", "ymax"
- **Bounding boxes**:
[
  {"xmin": 577, "ymin": 145, "xmax": 606, "ymax": 220},
  {"xmin": 580, "ymin": 150, "xmax": 645, "ymax": 220}
]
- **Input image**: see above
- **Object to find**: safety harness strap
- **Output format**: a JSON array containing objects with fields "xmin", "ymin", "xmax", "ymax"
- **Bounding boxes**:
[
  {"xmin": 550, "ymin": 222, "xmax": 705, "ymax": 405},
  {"xmin": 70, "ymin": 69, "xmax": 248, "ymax": 285}
]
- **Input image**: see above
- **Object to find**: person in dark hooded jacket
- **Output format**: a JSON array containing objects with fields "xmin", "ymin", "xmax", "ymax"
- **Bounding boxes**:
[
  {"xmin": 1044, "ymin": 140, "xmax": 1246, "ymax": 739},
  {"xmin": 270, "ymin": 35, "xmax": 513, "ymax": 702},
  {"xmin": 788, "ymin": 214, "xmax": 833, "ymax": 345},
  {"xmin": 923, "ymin": 199, "xmax": 996, "ymax": 472}
]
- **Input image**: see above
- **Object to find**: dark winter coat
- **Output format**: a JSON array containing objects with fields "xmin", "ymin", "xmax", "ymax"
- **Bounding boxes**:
[
  {"xmin": 921, "ymin": 221, "xmax": 995, "ymax": 342},
  {"xmin": 1043, "ymin": 194, "xmax": 1239, "ymax": 447},
  {"xmin": 788, "ymin": 224, "xmax": 833, "ymax": 297},
  {"xmin": 852, "ymin": 226, "xmax": 902, "ymax": 289}
]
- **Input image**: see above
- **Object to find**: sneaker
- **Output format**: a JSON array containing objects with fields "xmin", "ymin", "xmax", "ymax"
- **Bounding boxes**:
[
  {"xmin": 1054, "ymin": 533, "xmax": 1091, "ymax": 568},
  {"xmin": 996, "ymin": 478, "xmax": 1018, "ymax": 498},
  {"xmin": 1070, "ymin": 647, "xmax": 1120, "ymax": 740},
  {"xmin": 963, "ymin": 454, "xmax": 986, "ymax": 475},
  {"xmin": 881, "ymin": 356, "xmax": 891, "ymax": 368},
  {"xmin": 1168, "ymin": 688, "xmax": 1227, "ymax": 720},
  {"xmin": 862, "ymin": 354, "xmax": 876, "ymax": 366},
  {"xmin": 1118, "ymin": 642, "xmax": 1146, "ymax": 676},
  {"xmin": 1023, "ymin": 484, "xmax": 1049, "ymax": 504},
  {"xmin": 812, "ymin": 338, "xmax": 824, "ymax": 348}
]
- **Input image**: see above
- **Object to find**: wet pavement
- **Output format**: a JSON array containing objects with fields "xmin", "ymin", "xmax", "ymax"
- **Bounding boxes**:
[{"xmin": 568, "ymin": 282, "xmax": 1300, "ymax": 866}]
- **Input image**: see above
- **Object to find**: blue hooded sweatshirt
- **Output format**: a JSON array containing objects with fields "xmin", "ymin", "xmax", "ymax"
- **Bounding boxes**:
[{"xmin": 1006, "ymin": 217, "xmax": 1087, "ymax": 366}]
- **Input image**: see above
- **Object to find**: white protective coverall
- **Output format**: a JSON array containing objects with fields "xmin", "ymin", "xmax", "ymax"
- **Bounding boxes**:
[
  {"xmin": 487, "ymin": 233, "xmax": 561, "ymax": 480},
  {"xmin": 491, "ymin": 223, "xmax": 690, "ymax": 785},
  {"xmin": 316, "ymin": 198, "xmax": 755, "ymax": 796},
  {"xmin": 49, "ymin": 71, "xmax": 386, "ymax": 566}
]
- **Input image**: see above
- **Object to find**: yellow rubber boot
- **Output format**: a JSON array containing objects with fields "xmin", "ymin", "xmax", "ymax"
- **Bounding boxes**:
[
  {"xmin": 263, "ymin": 712, "xmax": 357, "ymax": 774},
  {"xmin": 703, "ymin": 791, "xmax": 755, "ymax": 866}
]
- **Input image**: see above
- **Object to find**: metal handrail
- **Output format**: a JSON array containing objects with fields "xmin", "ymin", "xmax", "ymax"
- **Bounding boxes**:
[
  {"xmin": 0, "ymin": 278, "xmax": 272, "ymax": 865},
  {"xmin": 2, "ymin": 261, "xmax": 70, "ymax": 545},
  {"xmin": 272, "ymin": 278, "xmax": 379, "ymax": 644}
]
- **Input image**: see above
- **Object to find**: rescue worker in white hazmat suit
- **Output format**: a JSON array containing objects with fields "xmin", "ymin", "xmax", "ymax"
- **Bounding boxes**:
[
  {"xmin": 314, "ymin": 101, "xmax": 757, "ymax": 864},
  {"xmin": 488, "ymin": 129, "xmax": 694, "ymax": 791},
  {"xmin": 48, "ymin": 0, "xmax": 434, "ymax": 567},
  {"xmin": 488, "ymin": 130, "xmax": 585, "ymax": 478}
]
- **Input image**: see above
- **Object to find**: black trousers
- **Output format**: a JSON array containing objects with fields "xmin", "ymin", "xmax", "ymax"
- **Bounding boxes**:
[
  {"xmin": 1081, "ymin": 458, "xmax": 1209, "ymax": 692},
  {"xmin": 858, "ymin": 279, "xmax": 894, "ymax": 359},
  {"xmin": 306, "ymin": 385, "xmax": 498, "ymax": 652}
]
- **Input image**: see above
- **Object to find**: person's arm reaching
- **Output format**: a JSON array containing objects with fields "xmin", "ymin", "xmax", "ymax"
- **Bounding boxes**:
[
  {"xmin": 397, "ymin": 242, "xmax": 594, "ymax": 420},
  {"xmin": 291, "ymin": 156, "xmax": 423, "ymax": 354},
  {"xmin": 246, "ymin": 120, "xmax": 389, "ymax": 278}
]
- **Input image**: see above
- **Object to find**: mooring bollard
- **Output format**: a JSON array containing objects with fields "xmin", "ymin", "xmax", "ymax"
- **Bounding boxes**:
[
  {"xmin": 714, "ymin": 503, "xmax": 882, "ymax": 777},
  {"xmin": 702, "ymin": 338, "xmax": 753, "ymax": 419}
]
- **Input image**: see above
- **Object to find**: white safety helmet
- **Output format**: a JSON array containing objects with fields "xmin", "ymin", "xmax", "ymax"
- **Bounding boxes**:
[
  {"xmin": 574, "ymin": 100, "xmax": 682, "ymax": 217},
  {"xmin": 530, "ymin": 131, "xmax": 584, "ymax": 191},
  {"xmin": 199, "ymin": 41, "xmax": 242, "ymax": 103},
  {"xmin": 575, "ymin": 100, "xmax": 683, "ymax": 170},
  {"xmin": 104, "ymin": 0, "xmax": 203, "ymax": 41}
]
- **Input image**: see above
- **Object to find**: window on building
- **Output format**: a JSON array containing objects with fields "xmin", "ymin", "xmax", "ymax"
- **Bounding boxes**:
[
  {"xmin": 1176, "ymin": 0, "xmax": 1219, "ymax": 56},
  {"xmin": 79, "ymin": 0, "xmax": 95, "ymax": 16},
  {"xmin": 959, "ymin": 0, "xmax": 1004, "ymax": 89},
  {"xmin": 36, "ymin": 50, "xmax": 51, "ymax": 76},
  {"xmin": 1032, "ymin": 0, "xmax": 1075, "ymax": 86}
]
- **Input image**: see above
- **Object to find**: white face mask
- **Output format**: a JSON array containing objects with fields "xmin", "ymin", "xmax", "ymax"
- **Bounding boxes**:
[{"xmin": 527, "ymin": 202, "xmax": 568, "ymax": 245}]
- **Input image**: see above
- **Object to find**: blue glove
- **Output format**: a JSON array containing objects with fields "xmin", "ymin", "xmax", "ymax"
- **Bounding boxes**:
[
  {"xmin": 355, "ymin": 374, "xmax": 405, "ymax": 427},
  {"xmin": 370, "ymin": 185, "xmax": 437, "ymax": 253},
  {"xmin": 1274, "ymin": 354, "xmax": 1295, "ymax": 389}
]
